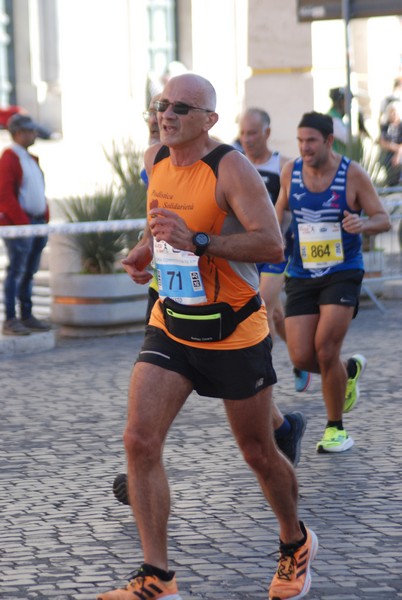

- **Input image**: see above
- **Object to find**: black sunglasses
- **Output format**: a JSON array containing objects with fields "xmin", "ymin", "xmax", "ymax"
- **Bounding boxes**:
[{"xmin": 154, "ymin": 100, "xmax": 212, "ymax": 116}]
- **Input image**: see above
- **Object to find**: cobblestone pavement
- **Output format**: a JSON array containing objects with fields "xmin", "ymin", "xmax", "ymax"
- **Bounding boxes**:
[{"xmin": 2, "ymin": 298, "xmax": 402, "ymax": 600}]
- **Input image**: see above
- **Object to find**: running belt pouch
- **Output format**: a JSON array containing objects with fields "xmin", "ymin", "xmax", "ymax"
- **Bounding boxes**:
[{"xmin": 161, "ymin": 294, "xmax": 261, "ymax": 342}]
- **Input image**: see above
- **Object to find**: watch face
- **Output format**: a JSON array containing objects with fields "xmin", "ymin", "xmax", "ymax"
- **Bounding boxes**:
[{"xmin": 196, "ymin": 233, "xmax": 209, "ymax": 246}]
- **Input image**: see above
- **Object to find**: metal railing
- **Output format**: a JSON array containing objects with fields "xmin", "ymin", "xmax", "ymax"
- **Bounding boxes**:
[{"xmin": 361, "ymin": 187, "xmax": 402, "ymax": 312}]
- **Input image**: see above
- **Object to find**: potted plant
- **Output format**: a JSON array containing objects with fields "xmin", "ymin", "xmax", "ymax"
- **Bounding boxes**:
[
  {"xmin": 58, "ymin": 188, "xmax": 128, "ymax": 274},
  {"xmin": 49, "ymin": 143, "xmax": 149, "ymax": 332},
  {"xmin": 105, "ymin": 140, "xmax": 147, "ymax": 248}
]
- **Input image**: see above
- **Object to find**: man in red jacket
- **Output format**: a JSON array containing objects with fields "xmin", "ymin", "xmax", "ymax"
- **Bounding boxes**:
[{"xmin": 0, "ymin": 114, "xmax": 51, "ymax": 335}]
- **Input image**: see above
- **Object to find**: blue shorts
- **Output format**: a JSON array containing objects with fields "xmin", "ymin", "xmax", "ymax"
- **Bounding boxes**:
[
  {"xmin": 258, "ymin": 230, "xmax": 293, "ymax": 276},
  {"xmin": 257, "ymin": 260, "xmax": 287, "ymax": 276}
]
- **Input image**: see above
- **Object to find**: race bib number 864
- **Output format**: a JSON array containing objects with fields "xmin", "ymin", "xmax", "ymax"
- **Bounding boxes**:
[{"xmin": 298, "ymin": 222, "xmax": 344, "ymax": 269}]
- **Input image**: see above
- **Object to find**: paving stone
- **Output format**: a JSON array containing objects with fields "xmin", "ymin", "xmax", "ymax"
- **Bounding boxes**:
[{"xmin": 1, "ymin": 299, "xmax": 402, "ymax": 599}]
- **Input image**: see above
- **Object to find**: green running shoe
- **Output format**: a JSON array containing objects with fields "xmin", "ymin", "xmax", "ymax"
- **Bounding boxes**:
[
  {"xmin": 316, "ymin": 426, "xmax": 354, "ymax": 453},
  {"xmin": 344, "ymin": 354, "xmax": 367, "ymax": 413}
]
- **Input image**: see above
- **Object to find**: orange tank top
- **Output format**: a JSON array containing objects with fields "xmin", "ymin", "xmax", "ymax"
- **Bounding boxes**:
[{"xmin": 148, "ymin": 144, "xmax": 268, "ymax": 350}]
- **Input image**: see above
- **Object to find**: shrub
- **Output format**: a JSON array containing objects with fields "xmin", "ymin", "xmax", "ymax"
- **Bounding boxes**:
[{"xmin": 59, "ymin": 189, "xmax": 127, "ymax": 274}]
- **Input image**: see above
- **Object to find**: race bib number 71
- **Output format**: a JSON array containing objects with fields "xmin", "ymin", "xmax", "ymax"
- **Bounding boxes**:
[{"xmin": 154, "ymin": 239, "xmax": 207, "ymax": 305}]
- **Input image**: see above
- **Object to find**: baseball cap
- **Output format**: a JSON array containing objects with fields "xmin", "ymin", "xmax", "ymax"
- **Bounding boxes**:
[{"xmin": 7, "ymin": 113, "xmax": 40, "ymax": 134}]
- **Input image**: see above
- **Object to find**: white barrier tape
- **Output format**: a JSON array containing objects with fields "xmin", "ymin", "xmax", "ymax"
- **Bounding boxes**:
[
  {"xmin": 0, "ymin": 218, "xmax": 147, "ymax": 239},
  {"xmin": 1, "ymin": 196, "xmax": 400, "ymax": 239},
  {"xmin": 378, "ymin": 186, "xmax": 402, "ymax": 196}
]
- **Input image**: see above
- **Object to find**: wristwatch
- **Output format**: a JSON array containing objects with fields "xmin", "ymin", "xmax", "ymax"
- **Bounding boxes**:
[{"xmin": 192, "ymin": 232, "xmax": 210, "ymax": 256}]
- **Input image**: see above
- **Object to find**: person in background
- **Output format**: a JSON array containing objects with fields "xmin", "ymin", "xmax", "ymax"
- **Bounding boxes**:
[
  {"xmin": 97, "ymin": 73, "xmax": 318, "ymax": 600},
  {"xmin": 239, "ymin": 107, "xmax": 311, "ymax": 394},
  {"xmin": 378, "ymin": 100, "xmax": 402, "ymax": 186},
  {"xmin": 328, "ymin": 87, "xmax": 371, "ymax": 156},
  {"xmin": 0, "ymin": 114, "xmax": 51, "ymax": 336},
  {"xmin": 142, "ymin": 95, "xmax": 162, "ymax": 153},
  {"xmin": 379, "ymin": 75, "xmax": 402, "ymax": 125},
  {"xmin": 139, "ymin": 94, "xmax": 162, "ymax": 322},
  {"xmin": 276, "ymin": 111, "xmax": 391, "ymax": 454},
  {"xmin": 327, "ymin": 87, "xmax": 349, "ymax": 154},
  {"xmin": 0, "ymin": 106, "xmax": 57, "ymax": 140}
]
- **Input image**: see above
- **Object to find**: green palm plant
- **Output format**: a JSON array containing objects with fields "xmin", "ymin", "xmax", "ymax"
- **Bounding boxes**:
[
  {"xmin": 104, "ymin": 140, "xmax": 148, "ymax": 248},
  {"xmin": 59, "ymin": 189, "xmax": 127, "ymax": 274},
  {"xmin": 57, "ymin": 142, "xmax": 147, "ymax": 274},
  {"xmin": 105, "ymin": 140, "xmax": 147, "ymax": 217}
]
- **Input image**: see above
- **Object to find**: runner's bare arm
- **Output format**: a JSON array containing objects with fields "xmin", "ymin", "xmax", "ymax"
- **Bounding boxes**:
[
  {"xmin": 343, "ymin": 162, "xmax": 391, "ymax": 235},
  {"xmin": 121, "ymin": 224, "xmax": 154, "ymax": 284},
  {"xmin": 275, "ymin": 161, "xmax": 293, "ymax": 233}
]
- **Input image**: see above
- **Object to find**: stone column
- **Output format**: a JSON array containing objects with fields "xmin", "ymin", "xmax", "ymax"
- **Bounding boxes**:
[
  {"xmin": 11, "ymin": 0, "xmax": 61, "ymax": 131},
  {"xmin": 12, "ymin": 0, "xmax": 38, "ymax": 111},
  {"xmin": 245, "ymin": 0, "xmax": 314, "ymax": 158}
]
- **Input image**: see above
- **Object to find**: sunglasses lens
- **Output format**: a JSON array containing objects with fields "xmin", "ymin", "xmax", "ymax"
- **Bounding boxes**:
[
  {"xmin": 173, "ymin": 104, "xmax": 190, "ymax": 115},
  {"xmin": 154, "ymin": 101, "xmax": 191, "ymax": 115},
  {"xmin": 155, "ymin": 101, "xmax": 168, "ymax": 112}
]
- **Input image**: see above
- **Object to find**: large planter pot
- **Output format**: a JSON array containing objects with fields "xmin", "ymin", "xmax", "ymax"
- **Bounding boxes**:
[
  {"xmin": 48, "ymin": 234, "xmax": 148, "ymax": 330},
  {"xmin": 50, "ymin": 272, "xmax": 148, "ymax": 326}
]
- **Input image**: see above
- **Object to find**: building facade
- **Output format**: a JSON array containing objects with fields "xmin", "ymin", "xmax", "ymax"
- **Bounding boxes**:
[{"xmin": 0, "ymin": 0, "xmax": 401, "ymax": 201}]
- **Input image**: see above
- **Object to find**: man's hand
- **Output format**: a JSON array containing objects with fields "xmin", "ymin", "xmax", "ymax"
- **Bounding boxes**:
[
  {"xmin": 149, "ymin": 207, "xmax": 194, "ymax": 251},
  {"xmin": 121, "ymin": 244, "xmax": 153, "ymax": 284},
  {"xmin": 342, "ymin": 210, "xmax": 363, "ymax": 234}
]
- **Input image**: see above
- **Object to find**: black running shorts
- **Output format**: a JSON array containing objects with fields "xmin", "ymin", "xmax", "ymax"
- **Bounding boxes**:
[
  {"xmin": 285, "ymin": 269, "xmax": 364, "ymax": 318},
  {"xmin": 135, "ymin": 325, "xmax": 277, "ymax": 400}
]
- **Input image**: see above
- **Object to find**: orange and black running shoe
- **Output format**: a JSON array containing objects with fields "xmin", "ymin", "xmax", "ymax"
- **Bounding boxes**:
[
  {"xmin": 269, "ymin": 522, "xmax": 318, "ymax": 600},
  {"xmin": 97, "ymin": 564, "xmax": 181, "ymax": 600}
]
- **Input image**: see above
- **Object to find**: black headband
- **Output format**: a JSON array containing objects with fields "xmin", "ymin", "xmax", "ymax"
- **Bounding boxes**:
[{"xmin": 298, "ymin": 112, "xmax": 333, "ymax": 136}]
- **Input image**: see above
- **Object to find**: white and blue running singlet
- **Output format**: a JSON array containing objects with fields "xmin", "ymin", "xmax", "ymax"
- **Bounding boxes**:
[
  {"xmin": 256, "ymin": 152, "xmax": 292, "ymax": 275},
  {"xmin": 255, "ymin": 151, "xmax": 281, "ymax": 204},
  {"xmin": 287, "ymin": 156, "xmax": 364, "ymax": 279}
]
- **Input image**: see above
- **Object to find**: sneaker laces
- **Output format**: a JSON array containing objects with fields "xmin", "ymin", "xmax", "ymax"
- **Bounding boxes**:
[
  {"xmin": 270, "ymin": 539, "xmax": 303, "ymax": 582},
  {"xmin": 275, "ymin": 546, "xmax": 297, "ymax": 581},
  {"xmin": 126, "ymin": 565, "xmax": 174, "ymax": 590},
  {"xmin": 126, "ymin": 567, "xmax": 148, "ymax": 590}
]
